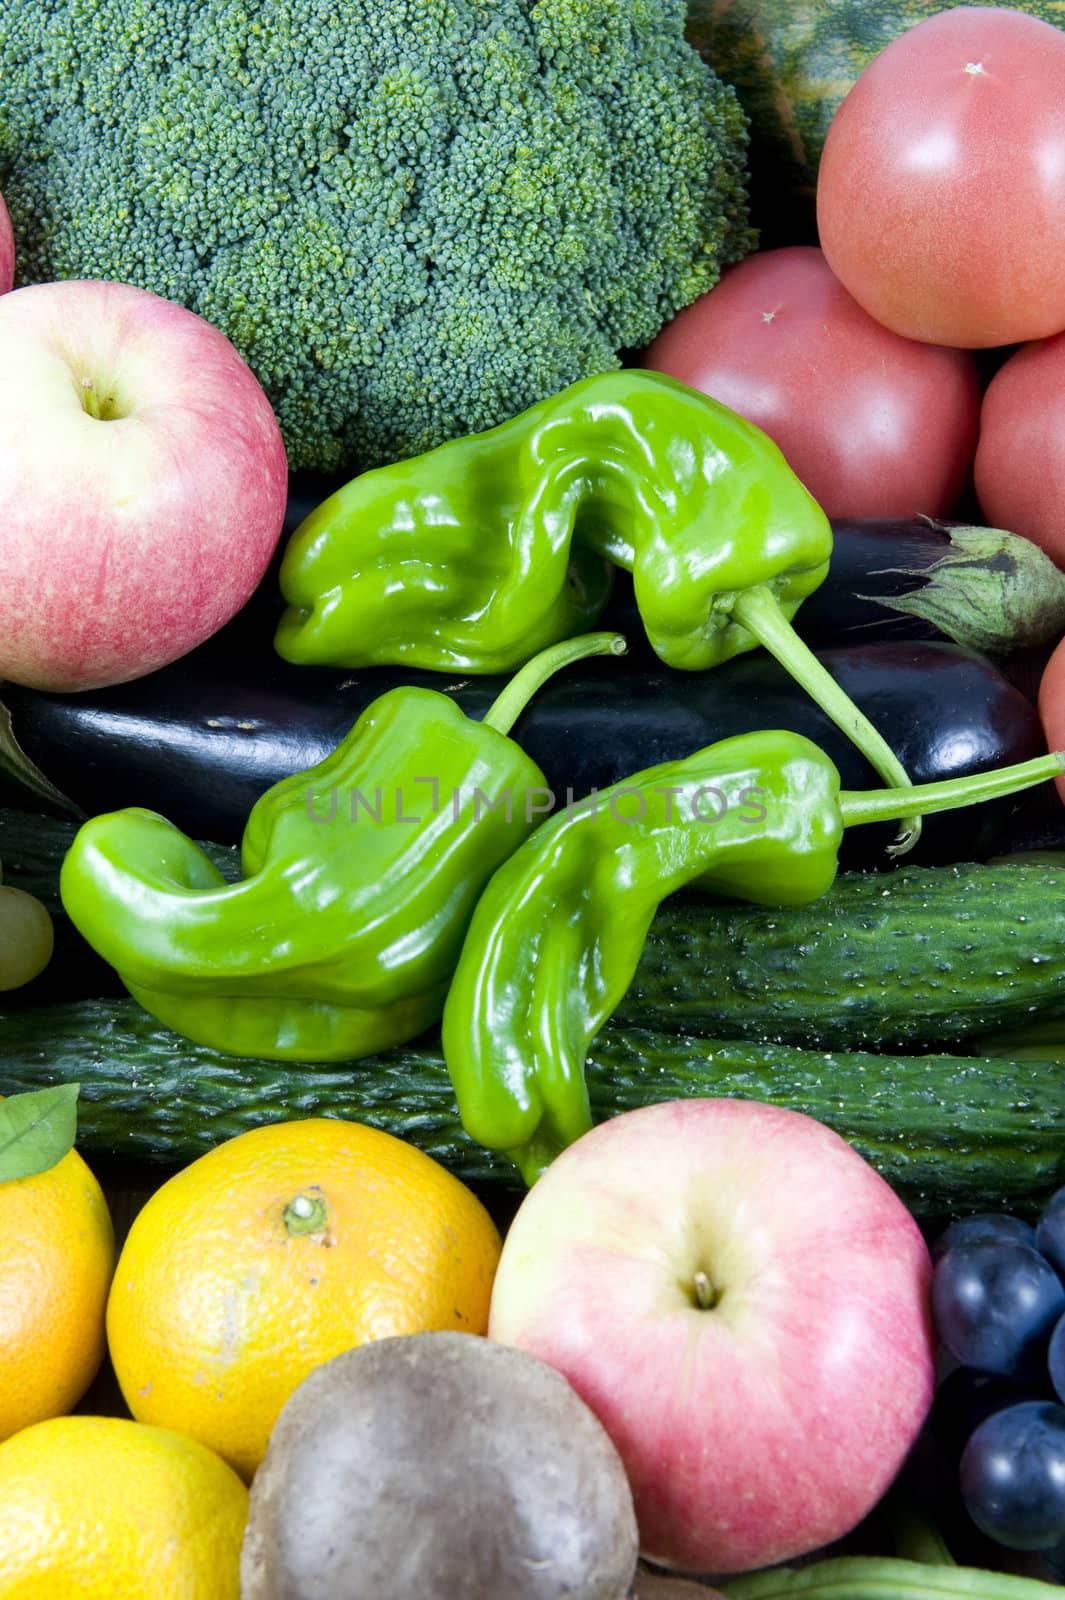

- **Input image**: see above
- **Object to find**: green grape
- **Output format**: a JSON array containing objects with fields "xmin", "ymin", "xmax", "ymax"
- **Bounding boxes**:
[{"xmin": 0, "ymin": 884, "xmax": 54, "ymax": 990}]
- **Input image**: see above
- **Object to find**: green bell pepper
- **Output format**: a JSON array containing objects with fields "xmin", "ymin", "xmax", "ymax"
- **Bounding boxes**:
[
  {"xmin": 276, "ymin": 369, "xmax": 923, "ymax": 851},
  {"xmin": 59, "ymin": 632, "xmax": 624, "ymax": 1062},
  {"xmin": 441, "ymin": 738, "xmax": 1065, "ymax": 1184}
]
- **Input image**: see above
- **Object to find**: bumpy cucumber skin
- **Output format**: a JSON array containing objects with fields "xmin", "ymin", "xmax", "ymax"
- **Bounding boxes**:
[
  {"xmin": 618, "ymin": 864, "xmax": 1065, "ymax": 1049},
  {"xmin": 2, "ymin": 1000, "xmax": 1063, "ymax": 1221}
]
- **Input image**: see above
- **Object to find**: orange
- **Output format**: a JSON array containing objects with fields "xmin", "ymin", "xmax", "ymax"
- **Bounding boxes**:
[
  {"xmin": 0, "ymin": 1142, "xmax": 114, "ymax": 1439},
  {"xmin": 0, "ymin": 1413, "xmax": 247, "ymax": 1598},
  {"xmin": 106, "ymin": 1116, "xmax": 502, "ymax": 1478}
]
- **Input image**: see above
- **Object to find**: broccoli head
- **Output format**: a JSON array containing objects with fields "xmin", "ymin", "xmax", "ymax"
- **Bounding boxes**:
[{"xmin": 0, "ymin": 0, "xmax": 755, "ymax": 474}]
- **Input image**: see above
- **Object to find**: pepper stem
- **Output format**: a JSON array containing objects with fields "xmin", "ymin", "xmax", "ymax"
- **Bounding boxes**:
[
  {"xmin": 481, "ymin": 631, "xmax": 627, "ymax": 736},
  {"xmin": 732, "ymin": 585, "xmax": 922, "ymax": 855},
  {"xmin": 838, "ymin": 751, "xmax": 1065, "ymax": 831}
]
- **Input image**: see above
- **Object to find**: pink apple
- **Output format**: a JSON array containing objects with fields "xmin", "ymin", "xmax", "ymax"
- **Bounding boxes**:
[
  {"xmin": 0, "ymin": 191, "xmax": 13, "ymax": 294},
  {"xmin": 0, "ymin": 279, "xmax": 287, "ymax": 691},
  {"xmin": 488, "ymin": 1098, "xmax": 935, "ymax": 1575}
]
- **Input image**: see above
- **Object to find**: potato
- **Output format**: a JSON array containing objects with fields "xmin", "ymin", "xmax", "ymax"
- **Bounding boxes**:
[{"xmin": 241, "ymin": 1331, "xmax": 639, "ymax": 1599}]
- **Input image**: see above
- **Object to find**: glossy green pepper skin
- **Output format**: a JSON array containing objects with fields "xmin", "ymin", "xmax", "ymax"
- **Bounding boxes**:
[
  {"xmin": 441, "ymin": 739, "xmax": 1065, "ymax": 1184},
  {"xmin": 276, "ymin": 369, "xmax": 929, "ymax": 853},
  {"xmin": 276, "ymin": 369, "xmax": 827, "ymax": 676},
  {"xmin": 59, "ymin": 635, "xmax": 624, "ymax": 1062}
]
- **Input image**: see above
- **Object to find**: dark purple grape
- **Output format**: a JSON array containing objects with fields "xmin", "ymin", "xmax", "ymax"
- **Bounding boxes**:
[
  {"xmin": 960, "ymin": 1401, "xmax": 1065, "ymax": 1551},
  {"xmin": 931, "ymin": 1367, "xmax": 1049, "ymax": 1461},
  {"xmin": 932, "ymin": 1240, "xmax": 1065, "ymax": 1378},
  {"xmin": 1049, "ymin": 1312, "xmax": 1065, "ymax": 1404},
  {"xmin": 932, "ymin": 1214, "xmax": 1037, "ymax": 1264},
  {"xmin": 1037, "ymin": 1188, "xmax": 1065, "ymax": 1280}
]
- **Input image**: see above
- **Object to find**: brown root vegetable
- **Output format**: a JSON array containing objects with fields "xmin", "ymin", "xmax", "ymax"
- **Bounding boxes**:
[{"xmin": 241, "ymin": 1331, "xmax": 639, "ymax": 1600}]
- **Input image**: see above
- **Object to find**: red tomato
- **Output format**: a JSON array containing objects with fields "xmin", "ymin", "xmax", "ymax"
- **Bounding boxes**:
[
  {"xmin": 642, "ymin": 246, "xmax": 980, "ymax": 520},
  {"xmin": 976, "ymin": 332, "xmax": 1065, "ymax": 566},
  {"xmin": 1038, "ymin": 632, "xmax": 1065, "ymax": 803},
  {"xmin": 817, "ymin": 8, "xmax": 1065, "ymax": 348}
]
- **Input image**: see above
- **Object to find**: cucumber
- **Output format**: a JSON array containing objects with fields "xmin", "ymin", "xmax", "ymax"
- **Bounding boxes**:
[
  {"xmin": 7, "ymin": 809, "xmax": 1065, "ymax": 1049},
  {"xmin": 2, "ymin": 998, "xmax": 1064, "ymax": 1220},
  {"xmin": 616, "ymin": 860, "xmax": 1065, "ymax": 1050}
]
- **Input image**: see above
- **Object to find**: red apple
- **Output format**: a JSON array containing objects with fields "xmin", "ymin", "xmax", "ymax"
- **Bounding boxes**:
[
  {"xmin": 0, "ymin": 191, "xmax": 13, "ymax": 294},
  {"xmin": 0, "ymin": 279, "xmax": 287, "ymax": 691},
  {"xmin": 488, "ymin": 1098, "xmax": 935, "ymax": 1575}
]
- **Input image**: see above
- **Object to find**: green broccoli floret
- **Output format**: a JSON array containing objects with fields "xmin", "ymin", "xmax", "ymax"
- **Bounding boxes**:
[{"xmin": 0, "ymin": 0, "xmax": 755, "ymax": 474}]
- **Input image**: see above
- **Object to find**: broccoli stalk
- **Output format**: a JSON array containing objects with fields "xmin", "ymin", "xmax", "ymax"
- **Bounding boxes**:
[{"xmin": 0, "ymin": 0, "xmax": 755, "ymax": 474}]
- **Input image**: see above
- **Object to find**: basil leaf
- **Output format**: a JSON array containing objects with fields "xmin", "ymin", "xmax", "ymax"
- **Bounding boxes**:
[{"xmin": 0, "ymin": 1083, "xmax": 80, "ymax": 1181}]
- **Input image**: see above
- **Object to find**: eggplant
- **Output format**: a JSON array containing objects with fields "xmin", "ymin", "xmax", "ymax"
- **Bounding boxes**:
[
  {"xmin": 795, "ymin": 516, "xmax": 1065, "ymax": 654},
  {"xmin": 600, "ymin": 515, "xmax": 1065, "ymax": 659},
  {"xmin": 146, "ymin": 483, "xmax": 1065, "ymax": 670},
  {"xmin": 0, "ymin": 624, "xmax": 1045, "ymax": 866},
  {"xmin": 204, "ymin": 481, "xmax": 1065, "ymax": 665},
  {"xmin": 993, "ymin": 776, "xmax": 1065, "ymax": 855}
]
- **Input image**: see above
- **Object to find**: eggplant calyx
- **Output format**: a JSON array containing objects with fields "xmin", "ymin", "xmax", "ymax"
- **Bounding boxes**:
[{"xmin": 862, "ymin": 523, "xmax": 1065, "ymax": 655}]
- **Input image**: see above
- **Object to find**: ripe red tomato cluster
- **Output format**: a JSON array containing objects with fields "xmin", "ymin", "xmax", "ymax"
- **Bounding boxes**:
[{"xmin": 645, "ymin": 8, "xmax": 1065, "ymax": 570}]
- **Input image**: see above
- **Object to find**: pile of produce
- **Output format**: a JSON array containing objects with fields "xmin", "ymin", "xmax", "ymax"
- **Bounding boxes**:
[{"xmin": 8, "ymin": 2, "xmax": 1065, "ymax": 1595}]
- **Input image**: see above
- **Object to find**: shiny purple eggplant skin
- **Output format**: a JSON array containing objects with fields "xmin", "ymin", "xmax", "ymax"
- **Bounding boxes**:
[
  {"xmin": 0, "ymin": 633, "xmax": 1044, "ymax": 868},
  {"xmin": 796, "ymin": 516, "xmax": 1065, "ymax": 654},
  {"xmin": 796, "ymin": 517, "xmax": 964, "ymax": 644}
]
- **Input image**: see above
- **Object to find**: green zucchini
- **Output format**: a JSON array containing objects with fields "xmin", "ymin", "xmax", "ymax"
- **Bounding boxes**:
[{"xmin": 3, "ymin": 998, "xmax": 1064, "ymax": 1221}]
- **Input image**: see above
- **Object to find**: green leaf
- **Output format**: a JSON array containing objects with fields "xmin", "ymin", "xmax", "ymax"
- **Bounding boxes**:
[{"xmin": 0, "ymin": 1083, "xmax": 80, "ymax": 1181}]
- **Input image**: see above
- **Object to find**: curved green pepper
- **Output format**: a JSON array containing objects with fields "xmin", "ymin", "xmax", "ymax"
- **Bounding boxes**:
[
  {"xmin": 59, "ymin": 633, "xmax": 624, "ymax": 1062},
  {"xmin": 276, "ymin": 369, "xmax": 922, "ymax": 851},
  {"xmin": 441, "ymin": 738, "xmax": 1065, "ymax": 1183},
  {"xmin": 276, "ymin": 370, "xmax": 827, "ymax": 676}
]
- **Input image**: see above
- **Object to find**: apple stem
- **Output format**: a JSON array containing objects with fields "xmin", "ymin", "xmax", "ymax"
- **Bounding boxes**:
[
  {"xmin": 80, "ymin": 375, "xmax": 103, "ymax": 421},
  {"xmin": 692, "ymin": 1270, "xmax": 718, "ymax": 1311}
]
